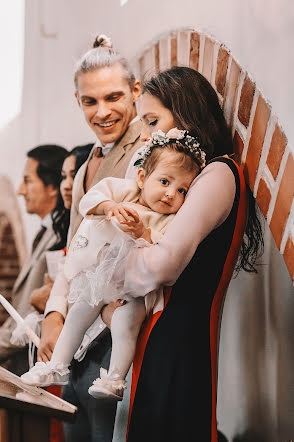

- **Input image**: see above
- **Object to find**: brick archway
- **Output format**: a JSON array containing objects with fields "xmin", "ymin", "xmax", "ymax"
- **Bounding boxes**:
[
  {"xmin": 0, "ymin": 176, "xmax": 27, "ymax": 324},
  {"xmin": 133, "ymin": 29, "xmax": 294, "ymax": 281}
]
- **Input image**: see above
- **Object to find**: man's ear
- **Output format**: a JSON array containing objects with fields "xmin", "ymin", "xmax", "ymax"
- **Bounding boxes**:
[
  {"xmin": 137, "ymin": 168, "xmax": 145, "ymax": 190},
  {"xmin": 132, "ymin": 80, "xmax": 141, "ymax": 103},
  {"xmin": 47, "ymin": 185, "xmax": 58, "ymax": 198},
  {"xmin": 75, "ymin": 91, "xmax": 81, "ymax": 107}
]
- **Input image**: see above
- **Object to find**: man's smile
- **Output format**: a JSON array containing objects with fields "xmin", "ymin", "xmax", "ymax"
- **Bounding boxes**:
[{"xmin": 94, "ymin": 120, "xmax": 119, "ymax": 128}]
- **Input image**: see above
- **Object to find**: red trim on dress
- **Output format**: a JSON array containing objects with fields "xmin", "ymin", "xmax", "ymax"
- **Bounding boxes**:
[
  {"xmin": 46, "ymin": 385, "xmax": 65, "ymax": 442},
  {"xmin": 127, "ymin": 287, "xmax": 172, "ymax": 438},
  {"xmin": 209, "ymin": 159, "xmax": 247, "ymax": 442}
]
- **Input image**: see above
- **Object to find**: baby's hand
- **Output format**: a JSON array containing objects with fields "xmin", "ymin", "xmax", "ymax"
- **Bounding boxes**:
[
  {"xmin": 100, "ymin": 201, "xmax": 137, "ymax": 223},
  {"xmin": 120, "ymin": 211, "xmax": 152, "ymax": 243},
  {"xmin": 99, "ymin": 201, "xmax": 152, "ymax": 242}
]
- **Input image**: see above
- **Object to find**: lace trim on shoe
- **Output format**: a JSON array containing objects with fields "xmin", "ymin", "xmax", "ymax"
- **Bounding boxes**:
[
  {"xmin": 30, "ymin": 361, "xmax": 69, "ymax": 376},
  {"xmin": 92, "ymin": 368, "xmax": 126, "ymax": 391}
]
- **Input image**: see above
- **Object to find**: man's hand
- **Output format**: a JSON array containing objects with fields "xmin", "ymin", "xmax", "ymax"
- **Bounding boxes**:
[
  {"xmin": 30, "ymin": 274, "xmax": 53, "ymax": 313},
  {"xmin": 101, "ymin": 300, "xmax": 126, "ymax": 328},
  {"xmin": 37, "ymin": 311, "xmax": 64, "ymax": 362}
]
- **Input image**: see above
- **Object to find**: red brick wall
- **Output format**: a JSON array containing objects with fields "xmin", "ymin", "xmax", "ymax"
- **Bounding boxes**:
[
  {"xmin": 0, "ymin": 177, "xmax": 28, "ymax": 325},
  {"xmin": 0, "ymin": 214, "xmax": 21, "ymax": 325},
  {"xmin": 134, "ymin": 29, "xmax": 294, "ymax": 282}
]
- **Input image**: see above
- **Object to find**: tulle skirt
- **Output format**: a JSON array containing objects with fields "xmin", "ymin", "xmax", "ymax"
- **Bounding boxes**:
[{"xmin": 68, "ymin": 231, "xmax": 150, "ymax": 308}]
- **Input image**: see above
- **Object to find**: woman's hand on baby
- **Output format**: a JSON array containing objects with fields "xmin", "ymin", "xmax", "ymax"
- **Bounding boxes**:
[{"xmin": 101, "ymin": 300, "xmax": 126, "ymax": 328}]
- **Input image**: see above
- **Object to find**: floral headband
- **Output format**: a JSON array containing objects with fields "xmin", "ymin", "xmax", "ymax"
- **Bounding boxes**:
[{"xmin": 134, "ymin": 128, "xmax": 206, "ymax": 169}]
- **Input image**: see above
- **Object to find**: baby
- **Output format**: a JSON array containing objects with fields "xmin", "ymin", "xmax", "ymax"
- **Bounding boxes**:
[{"xmin": 21, "ymin": 128, "xmax": 206, "ymax": 401}]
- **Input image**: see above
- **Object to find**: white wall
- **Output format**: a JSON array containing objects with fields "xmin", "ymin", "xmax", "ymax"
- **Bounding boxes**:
[
  {"xmin": 1, "ymin": 0, "xmax": 293, "ymax": 247},
  {"xmin": 3, "ymin": 0, "xmax": 294, "ymax": 173},
  {"xmin": 36, "ymin": 0, "xmax": 294, "ymax": 146}
]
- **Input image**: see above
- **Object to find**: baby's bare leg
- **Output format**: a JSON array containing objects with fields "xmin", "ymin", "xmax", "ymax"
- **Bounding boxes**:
[{"xmin": 109, "ymin": 298, "xmax": 146, "ymax": 379}]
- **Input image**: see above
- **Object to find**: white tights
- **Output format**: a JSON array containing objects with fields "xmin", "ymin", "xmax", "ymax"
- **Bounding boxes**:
[{"xmin": 51, "ymin": 298, "xmax": 146, "ymax": 380}]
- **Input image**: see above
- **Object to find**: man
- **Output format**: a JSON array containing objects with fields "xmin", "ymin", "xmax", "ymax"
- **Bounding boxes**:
[
  {"xmin": 0, "ymin": 144, "xmax": 67, "ymax": 375},
  {"xmin": 39, "ymin": 36, "xmax": 142, "ymax": 441}
]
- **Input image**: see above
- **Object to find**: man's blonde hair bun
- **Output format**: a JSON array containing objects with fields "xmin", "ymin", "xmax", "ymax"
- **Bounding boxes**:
[
  {"xmin": 93, "ymin": 34, "xmax": 113, "ymax": 49},
  {"xmin": 74, "ymin": 33, "xmax": 135, "ymax": 91}
]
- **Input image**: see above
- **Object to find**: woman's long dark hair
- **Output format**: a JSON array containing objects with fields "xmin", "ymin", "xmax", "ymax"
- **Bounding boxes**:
[
  {"xmin": 50, "ymin": 143, "xmax": 93, "ymax": 251},
  {"xmin": 143, "ymin": 66, "xmax": 263, "ymax": 273}
]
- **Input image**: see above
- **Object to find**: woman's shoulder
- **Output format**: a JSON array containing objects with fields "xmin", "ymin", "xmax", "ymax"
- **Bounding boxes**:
[
  {"xmin": 186, "ymin": 156, "xmax": 237, "ymax": 224},
  {"xmin": 207, "ymin": 155, "xmax": 242, "ymax": 179},
  {"xmin": 192, "ymin": 156, "xmax": 238, "ymax": 187},
  {"xmin": 195, "ymin": 155, "xmax": 243, "ymax": 190}
]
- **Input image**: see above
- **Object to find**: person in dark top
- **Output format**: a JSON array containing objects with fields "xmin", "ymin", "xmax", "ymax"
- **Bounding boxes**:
[{"xmin": 101, "ymin": 67, "xmax": 263, "ymax": 442}]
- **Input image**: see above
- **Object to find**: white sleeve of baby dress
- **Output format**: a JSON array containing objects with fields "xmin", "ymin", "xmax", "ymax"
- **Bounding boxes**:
[{"xmin": 79, "ymin": 177, "xmax": 140, "ymax": 217}]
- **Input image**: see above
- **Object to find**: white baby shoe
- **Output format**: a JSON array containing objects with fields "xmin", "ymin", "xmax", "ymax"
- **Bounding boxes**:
[
  {"xmin": 88, "ymin": 368, "xmax": 126, "ymax": 401},
  {"xmin": 20, "ymin": 361, "xmax": 70, "ymax": 387}
]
